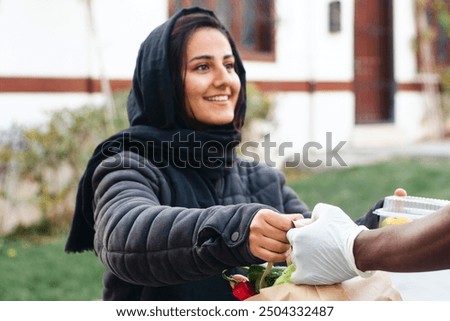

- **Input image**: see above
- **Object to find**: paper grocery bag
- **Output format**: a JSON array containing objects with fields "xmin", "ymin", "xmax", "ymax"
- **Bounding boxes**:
[{"xmin": 246, "ymin": 271, "xmax": 402, "ymax": 301}]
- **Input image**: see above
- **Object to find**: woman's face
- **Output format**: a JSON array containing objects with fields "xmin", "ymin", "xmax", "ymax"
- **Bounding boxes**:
[{"xmin": 183, "ymin": 27, "xmax": 241, "ymax": 127}]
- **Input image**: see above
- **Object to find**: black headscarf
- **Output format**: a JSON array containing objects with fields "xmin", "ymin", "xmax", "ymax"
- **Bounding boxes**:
[{"xmin": 65, "ymin": 6, "xmax": 247, "ymax": 252}]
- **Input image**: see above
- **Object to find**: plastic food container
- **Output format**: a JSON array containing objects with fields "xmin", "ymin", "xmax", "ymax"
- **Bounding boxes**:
[{"xmin": 374, "ymin": 195, "xmax": 450, "ymax": 227}]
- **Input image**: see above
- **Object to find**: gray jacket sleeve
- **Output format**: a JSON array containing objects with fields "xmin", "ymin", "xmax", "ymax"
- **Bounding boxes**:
[{"xmin": 92, "ymin": 152, "xmax": 268, "ymax": 287}]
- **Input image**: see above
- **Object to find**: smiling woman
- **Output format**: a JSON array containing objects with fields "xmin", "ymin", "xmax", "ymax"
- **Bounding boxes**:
[
  {"xmin": 168, "ymin": 11, "xmax": 245, "ymax": 130},
  {"xmin": 64, "ymin": 6, "xmax": 312, "ymax": 301},
  {"xmin": 183, "ymin": 28, "xmax": 241, "ymax": 127}
]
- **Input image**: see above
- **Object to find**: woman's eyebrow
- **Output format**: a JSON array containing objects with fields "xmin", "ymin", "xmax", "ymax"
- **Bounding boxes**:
[{"xmin": 188, "ymin": 54, "xmax": 234, "ymax": 63}]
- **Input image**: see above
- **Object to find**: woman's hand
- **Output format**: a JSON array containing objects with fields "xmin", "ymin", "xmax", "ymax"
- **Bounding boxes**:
[{"xmin": 249, "ymin": 209, "xmax": 303, "ymax": 263}]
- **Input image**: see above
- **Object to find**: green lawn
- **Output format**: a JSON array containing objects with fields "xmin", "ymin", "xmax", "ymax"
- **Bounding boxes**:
[
  {"xmin": 287, "ymin": 157, "xmax": 450, "ymax": 220},
  {"xmin": 0, "ymin": 237, "xmax": 104, "ymax": 300},
  {"xmin": 0, "ymin": 157, "xmax": 449, "ymax": 300}
]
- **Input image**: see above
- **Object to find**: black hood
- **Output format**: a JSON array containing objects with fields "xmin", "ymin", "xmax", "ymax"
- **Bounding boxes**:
[
  {"xmin": 65, "ymin": 7, "xmax": 247, "ymax": 253},
  {"xmin": 127, "ymin": 6, "xmax": 247, "ymax": 132}
]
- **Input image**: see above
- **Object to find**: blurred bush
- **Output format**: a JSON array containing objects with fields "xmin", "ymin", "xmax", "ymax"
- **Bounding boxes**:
[{"xmin": 0, "ymin": 91, "xmax": 129, "ymax": 238}]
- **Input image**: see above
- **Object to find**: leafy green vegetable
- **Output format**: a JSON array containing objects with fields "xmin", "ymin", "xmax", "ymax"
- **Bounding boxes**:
[
  {"xmin": 273, "ymin": 264, "xmax": 296, "ymax": 286},
  {"xmin": 247, "ymin": 264, "xmax": 286, "ymax": 293}
]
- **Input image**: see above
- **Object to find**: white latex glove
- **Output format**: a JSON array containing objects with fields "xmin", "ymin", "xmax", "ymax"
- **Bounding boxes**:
[{"xmin": 286, "ymin": 203, "xmax": 373, "ymax": 285}]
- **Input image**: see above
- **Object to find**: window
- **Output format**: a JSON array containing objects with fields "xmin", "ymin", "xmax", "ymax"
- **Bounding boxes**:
[
  {"xmin": 329, "ymin": 1, "xmax": 341, "ymax": 33},
  {"xmin": 169, "ymin": 0, "xmax": 275, "ymax": 61}
]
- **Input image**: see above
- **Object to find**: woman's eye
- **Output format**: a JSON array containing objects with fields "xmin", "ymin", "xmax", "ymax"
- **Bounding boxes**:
[
  {"xmin": 225, "ymin": 62, "xmax": 235, "ymax": 70},
  {"xmin": 195, "ymin": 64, "xmax": 209, "ymax": 71}
]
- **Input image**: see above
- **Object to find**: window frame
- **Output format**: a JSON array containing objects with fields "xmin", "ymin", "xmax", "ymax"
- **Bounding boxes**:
[{"xmin": 168, "ymin": 0, "xmax": 276, "ymax": 62}]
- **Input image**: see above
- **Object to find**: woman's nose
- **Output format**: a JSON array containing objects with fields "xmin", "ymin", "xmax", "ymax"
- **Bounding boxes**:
[{"xmin": 213, "ymin": 66, "xmax": 232, "ymax": 87}]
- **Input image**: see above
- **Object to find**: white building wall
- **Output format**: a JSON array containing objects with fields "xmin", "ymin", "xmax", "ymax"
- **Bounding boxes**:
[
  {"xmin": 393, "ymin": 0, "xmax": 427, "ymax": 142},
  {"xmin": 393, "ymin": 0, "xmax": 419, "ymax": 83},
  {"xmin": 0, "ymin": 0, "xmax": 168, "ymax": 129},
  {"xmin": 395, "ymin": 92, "xmax": 427, "ymax": 142},
  {"xmin": 0, "ymin": 0, "xmax": 91, "ymax": 77},
  {"xmin": 0, "ymin": 0, "xmax": 429, "ymax": 149},
  {"xmin": 268, "ymin": 91, "xmax": 354, "ymax": 168},
  {"xmin": 308, "ymin": 0, "xmax": 354, "ymax": 82},
  {"xmin": 0, "ymin": 0, "xmax": 166, "ymax": 78},
  {"xmin": 245, "ymin": 0, "xmax": 310, "ymax": 80},
  {"xmin": 245, "ymin": 0, "xmax": 354, "ymax": 81},
  {"xmin": 89, "ymin": 0, "xmax": 168, "ymax": 79},
  {"xmin": 246, "ymin": 0, "xmax": 355, "ymax": 163}
]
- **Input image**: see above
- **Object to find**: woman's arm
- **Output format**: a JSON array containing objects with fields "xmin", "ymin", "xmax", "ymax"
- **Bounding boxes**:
[
  {"xmin": 92, "ymin": 152, "xmax": 266, "ymax": 286},
  {"xmin": 92, "ymin": 152, "xmax": 300, "ymax": 287}
]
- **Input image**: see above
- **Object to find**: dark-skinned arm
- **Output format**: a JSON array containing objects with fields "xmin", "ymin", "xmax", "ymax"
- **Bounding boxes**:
[{"xmin": 354, "ymin": 203, "xmax": 450, "ymax": 272}]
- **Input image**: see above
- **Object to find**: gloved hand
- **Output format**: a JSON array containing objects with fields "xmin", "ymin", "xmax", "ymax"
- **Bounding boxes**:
[{"xmin": 286, "ymin": 203, "xmax": 373, "ymax": 285}]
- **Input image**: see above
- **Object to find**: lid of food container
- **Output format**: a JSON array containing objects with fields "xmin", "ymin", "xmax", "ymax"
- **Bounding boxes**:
[{"xmin": 374, "ymin": 195, "xmax": 449, "ymax": 217}]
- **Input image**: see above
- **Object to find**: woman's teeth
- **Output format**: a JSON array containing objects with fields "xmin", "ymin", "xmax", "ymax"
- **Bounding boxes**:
[{"xmin": 207, "ymin": 96, "xmax": 228, "ymax": 101}]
